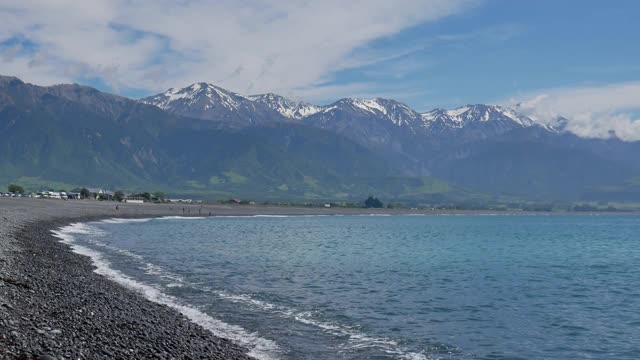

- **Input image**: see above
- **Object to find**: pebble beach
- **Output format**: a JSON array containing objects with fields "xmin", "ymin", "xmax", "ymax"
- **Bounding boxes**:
[{"xmin": 0, "ymin": 198, "xmax": 427, "ymax": 359}]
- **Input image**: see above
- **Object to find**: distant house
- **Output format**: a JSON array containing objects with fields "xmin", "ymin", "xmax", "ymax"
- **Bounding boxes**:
[
  {"xmin": 168, "ymin": 198, "xmax": 193, "ymax": 204},
  {"xmin": 86, "ymin": 188, "xmax": 115, "ymax": 200},
  {"xmin": 125, "ymin": 195, "xmax": 146, "ymax": 204},
  {"xmin": 67, "ymin": 192, "xmax": 81, "ymax": 199}
]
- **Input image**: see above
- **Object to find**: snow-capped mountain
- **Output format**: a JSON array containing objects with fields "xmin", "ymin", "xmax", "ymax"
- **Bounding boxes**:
[
  {"xmin": 247, "ymin": 93, "xmax": 322, "ymax": 119},
  {"xmin": 141, "ymin": 83, "xmax": 285, "ymax": 126},
  {"xmin": 299, "ymin": 98, "xmax": 428, "ymax": 147},
  {"xmin": 300, "ymin": 99, "xmax": 550, "ymax": 148},
  {"xmin": 139, "ymin": 81, "xmax": 553, "ymax": 153},
  {"xmin": 417, "ymin": 104, "xmax": 549, "ymax": 144},
  {"xmin": 421, "ymin": 104, "xmax": 535, "ymax": 130},
  {"xmin": 305, "ymin": 98, "xmax": 425, "ymax": 129},
  {"xmin": 6, "ymin": 74, "xmax": 640, "ymax": 203},
  {"xmin": 307, "ymin": 100, "xmax": 541, "ymax": 136},
  {"xmin": 141, "ymin": 82, "xmax": 547, "ymax": 140}
]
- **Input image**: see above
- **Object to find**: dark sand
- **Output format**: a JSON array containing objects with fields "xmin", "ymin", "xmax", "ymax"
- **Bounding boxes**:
[{"xmin": 0, "ymin": 198, "xmax": 440, "ymax": 359}]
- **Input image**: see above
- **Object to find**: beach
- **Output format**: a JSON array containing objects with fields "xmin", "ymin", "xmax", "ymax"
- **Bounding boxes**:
[
  {"xmin": 0, "ymin": 198, "xmax": 438, "ymax": 359},
  {"xmin": 2, "ymin": 198, "xmax": 636, "ymax": 359}
]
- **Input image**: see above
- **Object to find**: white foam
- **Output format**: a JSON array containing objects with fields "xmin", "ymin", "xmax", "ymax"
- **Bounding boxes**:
[
  {"xmin": 142, "ymin": 263, "xmax": 185, "ymax": 283},
  {"xmin": 400, "ymin": 353, "xmax": 429, "ymax": 360},
  {"xmin": 217, "ymin": 291, "xmax": 277, "ymax": 310},
  {"xmin": 101, "ymin": 218, "xmax": 153, "ymax": 224},
  {"xmin": 51, "ymin": 224, "xmax": 280, "ymax": 360},
  {"xmin": 213, "ymin": 289, "xmax": 428, "ymax": 359},
  {"xmin": 211, "ymin": 214, "xmax": 331, "ymax": 219},
  {"xmin": 356, "ymin": 214, "xmax": 392, "ymax": 217},
  {"xmin": 60, "ymin": 222, "xmax": 108, "ymax": 236},
  {"xmin": 101, "ymin": 216, "xmax": 206, "ymax": 224},
  {"xmin": 250, "ymin": 215, "xmax": 291, "ymax": 218}
]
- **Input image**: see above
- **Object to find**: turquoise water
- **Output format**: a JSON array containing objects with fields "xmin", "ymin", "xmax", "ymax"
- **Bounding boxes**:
[{"xmin": 59, "ymin": 215, "xmax": 640, "ymax": 359}]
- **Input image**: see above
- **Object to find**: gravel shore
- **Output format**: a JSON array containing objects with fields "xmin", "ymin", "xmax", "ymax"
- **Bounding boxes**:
[
  {"xmin": 0, "ymin": 198, "xmax": 430, "ymax": 359},
  {"xmin": 0, "ymin": 200, "xmax": 260, "ymax": 359}
]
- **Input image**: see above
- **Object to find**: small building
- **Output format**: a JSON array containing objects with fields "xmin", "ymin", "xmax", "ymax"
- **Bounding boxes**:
[
  {"xmin": 67, "ymin": 192, "xmax": 81, "ymax": 199},
  {"xmin": 168, "ymin": 198, "xmax": 193, "ymax": 204},
  {"xmin": 125, "ymin": 195, "xmax": 146, "ymax": 203},
  {"xmin": 86, "ymin": 188, "xmax": 115, "ymax": 201}
]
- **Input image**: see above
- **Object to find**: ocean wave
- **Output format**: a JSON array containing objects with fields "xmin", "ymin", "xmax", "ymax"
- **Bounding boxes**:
[
  {"xmin": 59, "ymin": 222, "xmax": 108, "ymax": 236},
  {"xmin": 100, "ymin": 216, "xmax": 207, "ymax": 224},
  {"xmin": 213, "ymin": 214, "xmax": 334, "ymax": 219},
  {"xmin": 166, "ymin": 282, "xmax": 184, "ymax": 288},
  {"xmin": 142, "ymin": 262, "xmax": 185, "ymax": 284},
  {"xmin": 213, "ymin": 290, "xmax": 428, "ymax": 359},
  {"xmin": 100, "ymin": 218, "xmax": 154, "ymax": 224},
  {"xmin": 250, "ymin": 215, "xmax": 292, "ymax": 218},
  {"xmin": 51, "ymin": 224, "xmax": 280, "ymax": 360},
  {"xmin": 54, "ymin": 221, "xmax": 431, "ymax": 359}
]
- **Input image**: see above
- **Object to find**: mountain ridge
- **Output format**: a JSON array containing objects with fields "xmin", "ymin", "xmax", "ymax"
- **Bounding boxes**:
[
  {"xmin": 1, "ymin": 75, "xmax": 465, "ymax": 203},
  {"xmin": 3, "ymin": 74, "xmax": 640, "ymax": 203},
  {"xmin": 141, "ymin": 82, "xmax": 551, "ymax": 138},
  {"xmin": 137, "ymin": 81, "xmax": 640, "ymax": 201},
  {"xmin": 140, "ymin": 83, "xmax": 287, "ymax": 127}
]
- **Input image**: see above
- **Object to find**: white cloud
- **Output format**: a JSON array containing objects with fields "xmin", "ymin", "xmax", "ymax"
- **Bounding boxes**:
[
  {"xmin": 0, "ymin": 0, "xmax": 473, "ymax": 100},
  {"xmin": 506, "ymin": 82, "xmax": 640, "ymax": 141}
]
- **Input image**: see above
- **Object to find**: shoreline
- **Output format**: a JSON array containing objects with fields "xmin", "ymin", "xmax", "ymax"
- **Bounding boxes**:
[
  {"xmin": 0, "ymin": 208, "xmax": 254, "ymax": 359},
  {"xmin": 1, "ymin": 199, "xmax": 639, "ymax": 359}
]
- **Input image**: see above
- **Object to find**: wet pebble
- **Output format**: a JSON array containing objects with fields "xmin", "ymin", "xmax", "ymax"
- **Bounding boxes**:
[{"xmin": 1, "ymin": 214, "xmax": 253, "ymax": 359}]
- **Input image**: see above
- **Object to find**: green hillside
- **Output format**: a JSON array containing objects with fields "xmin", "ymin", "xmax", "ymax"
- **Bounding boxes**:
[{"xmin": 0, "ymin": 77, "xmax": 460, "ymax": 202}]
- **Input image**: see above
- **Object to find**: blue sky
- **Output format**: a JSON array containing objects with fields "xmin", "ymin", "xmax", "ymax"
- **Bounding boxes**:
[
  {"xmin": 328, "ymin": 0, "xmax": 640, "ymax": 110},
  {"xmin": 1, "ymin": 0, "xmax": 639, "ymax": 139}
]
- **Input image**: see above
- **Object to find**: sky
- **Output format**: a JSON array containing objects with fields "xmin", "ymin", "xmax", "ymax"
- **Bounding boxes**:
[{"xmin": 1, "ymin": 0, "xmax": 639, "ymax": 139}]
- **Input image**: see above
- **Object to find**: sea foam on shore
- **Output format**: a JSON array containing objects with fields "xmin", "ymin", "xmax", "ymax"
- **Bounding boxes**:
[{"xmin": 51, "ymin": 222, "xmax": 280, "ymax": 360}]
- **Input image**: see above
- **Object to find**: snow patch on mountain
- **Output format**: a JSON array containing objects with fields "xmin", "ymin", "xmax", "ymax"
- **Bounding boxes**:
[
  {"xmin": 142, "ymin": 83, "xmax": 246, "ymax": 112},
  {"xmin": 247, "ymin": 93, "xmax": 322, "ymax": 119},
  {"xmin": 141, "ymin": 81, "xmax": 553, "ymax": 134},
  {"xmin": 421, "ymin": 104, "xmax": 538, "ymax": 130}
]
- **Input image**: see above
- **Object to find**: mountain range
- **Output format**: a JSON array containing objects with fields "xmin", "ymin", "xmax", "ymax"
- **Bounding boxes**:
[{"xmin": 2, "ymin": 75, "xmax": 640, "ymax": 204}]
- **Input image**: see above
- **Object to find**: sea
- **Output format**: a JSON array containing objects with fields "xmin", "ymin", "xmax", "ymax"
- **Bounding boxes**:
[{"xmin": 52, "ymin": 214, "xmax": 640, "ymax": 360}]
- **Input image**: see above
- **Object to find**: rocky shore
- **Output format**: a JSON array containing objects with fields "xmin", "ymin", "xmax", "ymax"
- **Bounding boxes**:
[
  {"xmin": 1, "ymin": 198, "xmax": 437, "ymax": 359},
  {"xmin": 0, "ymin": 201, "xmax": 259, "ymax": 359}
]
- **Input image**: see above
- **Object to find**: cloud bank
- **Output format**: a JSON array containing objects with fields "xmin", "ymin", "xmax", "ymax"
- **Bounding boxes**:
[
  {"xmin": 508, "ymin": 82, "xmax": 640, "ymax": 141},
  {"xmin": 0, "ymin": 0, "xmax": 471, "ymax": 100}
]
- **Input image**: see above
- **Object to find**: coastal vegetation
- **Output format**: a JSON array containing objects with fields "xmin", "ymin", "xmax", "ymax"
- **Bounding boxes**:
[
  {"xmin": 3, "ymin": 180, "xmax": 640, "ymax": 212},
  {"xmin": 364, "ymin": 196, "xmax": 384, "ymax": 208},
  {"xmin": 7, "ymin": 184, "xmax": 24, "ymax": 194}
]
